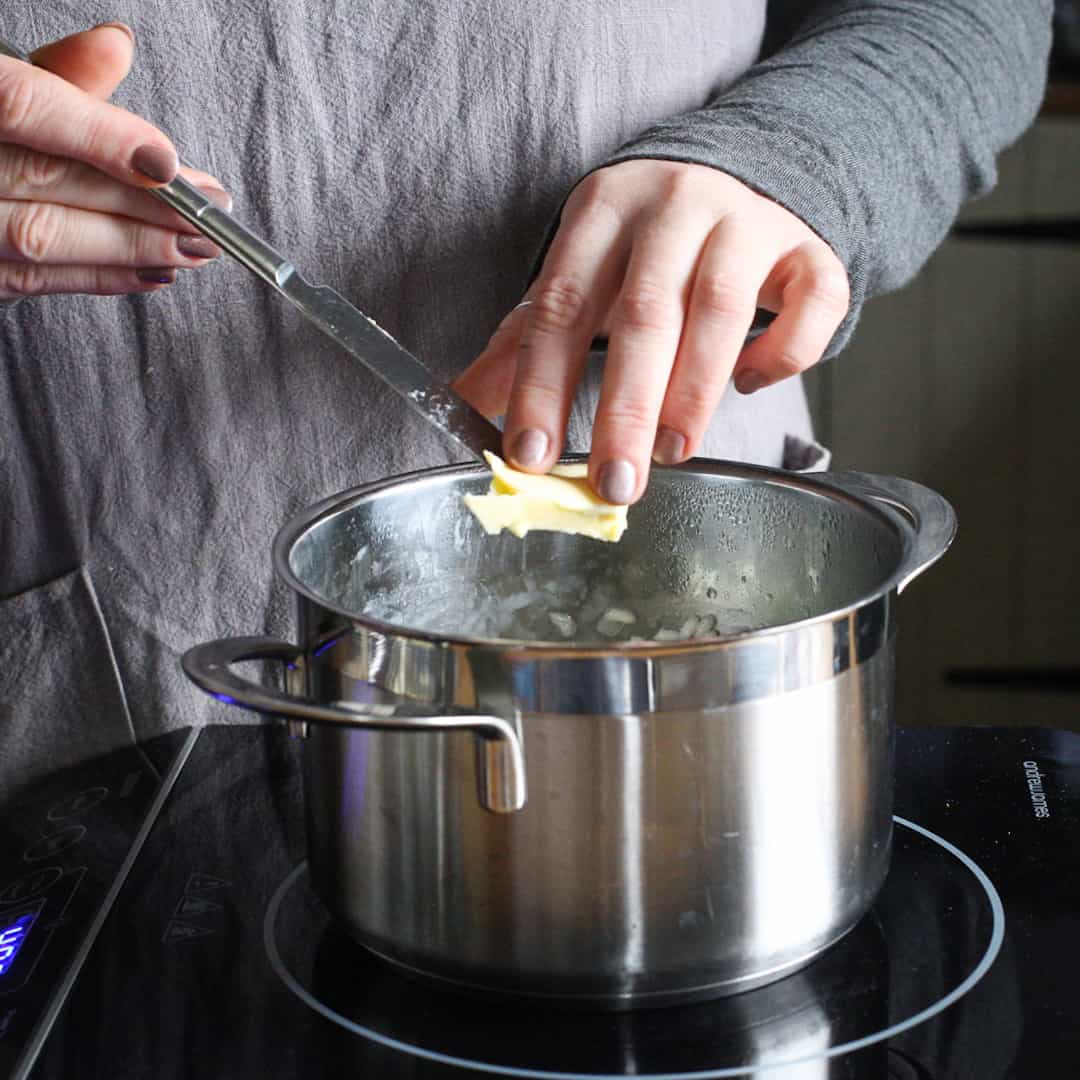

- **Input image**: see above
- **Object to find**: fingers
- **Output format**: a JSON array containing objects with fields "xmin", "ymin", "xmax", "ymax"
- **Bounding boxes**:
[
  {"xmin": 1, "ymin": 29, "xmax": 230, "ymax": 233},
  {"xmin": 0, "ymin": 28, "xmax": 230, "ymax": 299},
  {"xmin": 469, "ymin": 162, "xmax": 851, "ymax": 505},
  {"xmin": 451, "ymin": 301, "xmax": 532, "ymax": 418},
  {"xmin": 31, "ymin": 23, "xmax": 135, "ymax": 100},
  {"xmin": 0, "ymin": 261, "xmax": 177, "ymax": 300},
  {"xmin": 732, "ymin": 244, "xmax": 849, "ymax": 396},
  {"xmin": 652, "ymin": 217, "xmax": 773, "ymax": 464},
  {"xmin": 0, "ymin": 146, "xmax": 231, "ymax": 231},
  {"xmin": 0, "ymin": 52, "xmax": 179, "ymax": 188},
  {"xmin": 587, "ymin": 204, "xmax": 710, "ymax": 503},
  {"xmin": 500, "ymin": 189, "xmax": 627, "ymax": 472},
  {"xmin": 0, "ymin": 199, "xmax": 221, "ymax": 267}
]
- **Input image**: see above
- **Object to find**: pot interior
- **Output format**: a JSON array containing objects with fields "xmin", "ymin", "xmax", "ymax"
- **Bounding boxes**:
[{"xmin": 286, "ymin": 465, "xmax": 905, "ymax": 645}]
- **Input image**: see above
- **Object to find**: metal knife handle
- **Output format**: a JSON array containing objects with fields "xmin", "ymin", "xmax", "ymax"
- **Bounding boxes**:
[
  {"xmin": 150, "ymin": 176, "xmax": 297, "ymax": 288},
  {"xmin": 0, "ymin": 38, "xmax": 295, "ymax": 293}
]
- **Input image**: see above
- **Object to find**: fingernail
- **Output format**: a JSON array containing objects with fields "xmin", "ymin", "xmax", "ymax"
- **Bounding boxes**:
[
  {"xmin": 197, "ymin": 185, "xmax": 234, "ymax": 212},
  {"xmin": 597, "ymin": 459, "xmax": 636, "ymax": 505},
  {"xmin": 96, "ymin": 21, "xmax": 135, "ymax": 44},
  {"xmin": 510, "ymin": 428, "xmax": 549, "ymax": 469},
  {"xmin": 652, "ymin": 427, "xmax": 686, "ymax": 465},
  {"xmin": 734, "ymin": 371, "xmax": 769, "ymax": 395},
  {"xmin": 132, "ymin": 144, "xmax": 179, "ymax": 184},
  {"xmin": 136, "ymin": 267, "xmax": 176, "ymax": 285},
  {"xmin": 176, "ymin": 235, "xmax": 222, "ymax": 260}
]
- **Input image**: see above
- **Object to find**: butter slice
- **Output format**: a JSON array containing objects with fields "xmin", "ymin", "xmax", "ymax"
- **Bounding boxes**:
[{"xmin": 464, "ymin": 451, "xmax": 628, "ymax": 542}]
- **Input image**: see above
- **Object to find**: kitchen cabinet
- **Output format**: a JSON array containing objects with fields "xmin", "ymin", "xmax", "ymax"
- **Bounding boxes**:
[{"xmin": 804, "ymin": 118, "xmax": 1080, "ymax": 731}]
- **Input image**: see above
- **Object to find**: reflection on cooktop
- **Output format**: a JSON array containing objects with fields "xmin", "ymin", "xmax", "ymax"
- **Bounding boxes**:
[{"xmin": 265, "ymin": 817, "xmax": 1002, "ymax": 1078}]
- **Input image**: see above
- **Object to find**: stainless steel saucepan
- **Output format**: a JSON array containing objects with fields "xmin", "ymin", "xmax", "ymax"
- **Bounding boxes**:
[{"xmin": 183, "ymin": 459, "xmax": 955, "ymax": 1009}]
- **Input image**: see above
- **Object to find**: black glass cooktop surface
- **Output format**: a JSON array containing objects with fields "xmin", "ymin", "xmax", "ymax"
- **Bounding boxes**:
[{"xmin": 1, "ymin": 723, "xmax": 1078, "ymax": 1079}]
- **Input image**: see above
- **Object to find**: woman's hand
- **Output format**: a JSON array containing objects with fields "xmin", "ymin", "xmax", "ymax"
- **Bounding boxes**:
[
  {"xmin": 0, "ymin": 23, "xmax": 232, "ymax": 299},
  {"xmin": 453, "ymin": 160, "xmax": 849, "ymax": 504}
]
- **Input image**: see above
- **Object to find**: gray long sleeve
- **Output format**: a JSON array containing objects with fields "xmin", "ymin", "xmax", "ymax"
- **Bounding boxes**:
[{"xmin": 602, "ymin": 0, "xmax": 1053, "ymax": 354}]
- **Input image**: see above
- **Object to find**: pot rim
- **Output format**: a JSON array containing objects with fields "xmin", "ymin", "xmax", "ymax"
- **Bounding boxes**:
[{"xmin": 270, "ymin": 456, "xmax": 924, "ymax": 655}]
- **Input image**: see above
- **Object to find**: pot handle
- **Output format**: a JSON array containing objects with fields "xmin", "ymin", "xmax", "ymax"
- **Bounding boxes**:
[
  {"xmin": 821, "ymin": 472, "xmax": 957, "ymax": 594},
  {"xmin": 181, "ymin": 635, "xmax": 525, "ymax": 813}
]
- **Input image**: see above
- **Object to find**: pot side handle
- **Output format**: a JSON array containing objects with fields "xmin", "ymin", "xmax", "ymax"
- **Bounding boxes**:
[
  {"xmin": 820, "ymin": 472, "xmax": 957, "ymax": 594},
  {"xmin": 181, "ymin": 635, "xmax": 526, "ymax": 813}
]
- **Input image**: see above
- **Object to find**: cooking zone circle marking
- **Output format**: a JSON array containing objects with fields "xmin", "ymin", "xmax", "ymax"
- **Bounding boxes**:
[{"xmin": 264, "ymin": 816, "xmax": 1006, "ymax": 1079}]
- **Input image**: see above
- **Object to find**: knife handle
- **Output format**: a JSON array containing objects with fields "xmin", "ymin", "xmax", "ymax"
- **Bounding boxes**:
[
  {"xmin": 0, "ymin": 36, "xmax": 296, "ymax": 291},
  {"xmin": 150, "ymin": 177, "xmax": 297, "ymax": 288}
]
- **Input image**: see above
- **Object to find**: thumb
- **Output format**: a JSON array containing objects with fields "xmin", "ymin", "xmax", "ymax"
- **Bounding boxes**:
[{"xmin": 31, "ymin": 23, "xmax": 135, "ymax": 100}]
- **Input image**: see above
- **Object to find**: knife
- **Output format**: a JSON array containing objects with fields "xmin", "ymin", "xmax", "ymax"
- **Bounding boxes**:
[{"xmin": 0, "ymin": 36, "xmax": 504, "ymax": 462}]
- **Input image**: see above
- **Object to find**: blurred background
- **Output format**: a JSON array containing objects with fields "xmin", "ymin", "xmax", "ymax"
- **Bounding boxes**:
[{"xmin": 804, "ymin": 16, "xmax": 1080, "ymax": 733}]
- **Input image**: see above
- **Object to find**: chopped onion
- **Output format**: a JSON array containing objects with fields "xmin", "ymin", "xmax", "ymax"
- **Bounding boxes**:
[{"xmin": 596, "ymin": 607, "xmax": 637, "ymax": 638}]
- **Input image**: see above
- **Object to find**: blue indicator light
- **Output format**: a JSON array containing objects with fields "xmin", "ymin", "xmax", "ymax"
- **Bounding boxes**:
[{"xmin": 0, "ymin": 911, "xmax": 37, "ymax": 977}]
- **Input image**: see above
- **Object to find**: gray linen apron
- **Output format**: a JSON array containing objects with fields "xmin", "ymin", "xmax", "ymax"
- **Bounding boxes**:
[{"xmin": 1, "ymin": 0, "xmax": 819, "ymax": 791}]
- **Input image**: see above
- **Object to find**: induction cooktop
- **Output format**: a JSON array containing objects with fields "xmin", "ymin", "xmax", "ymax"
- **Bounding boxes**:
[{"xmin": 1, "ymin": 722, "xmax": 1077, "ymax": 1079}]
